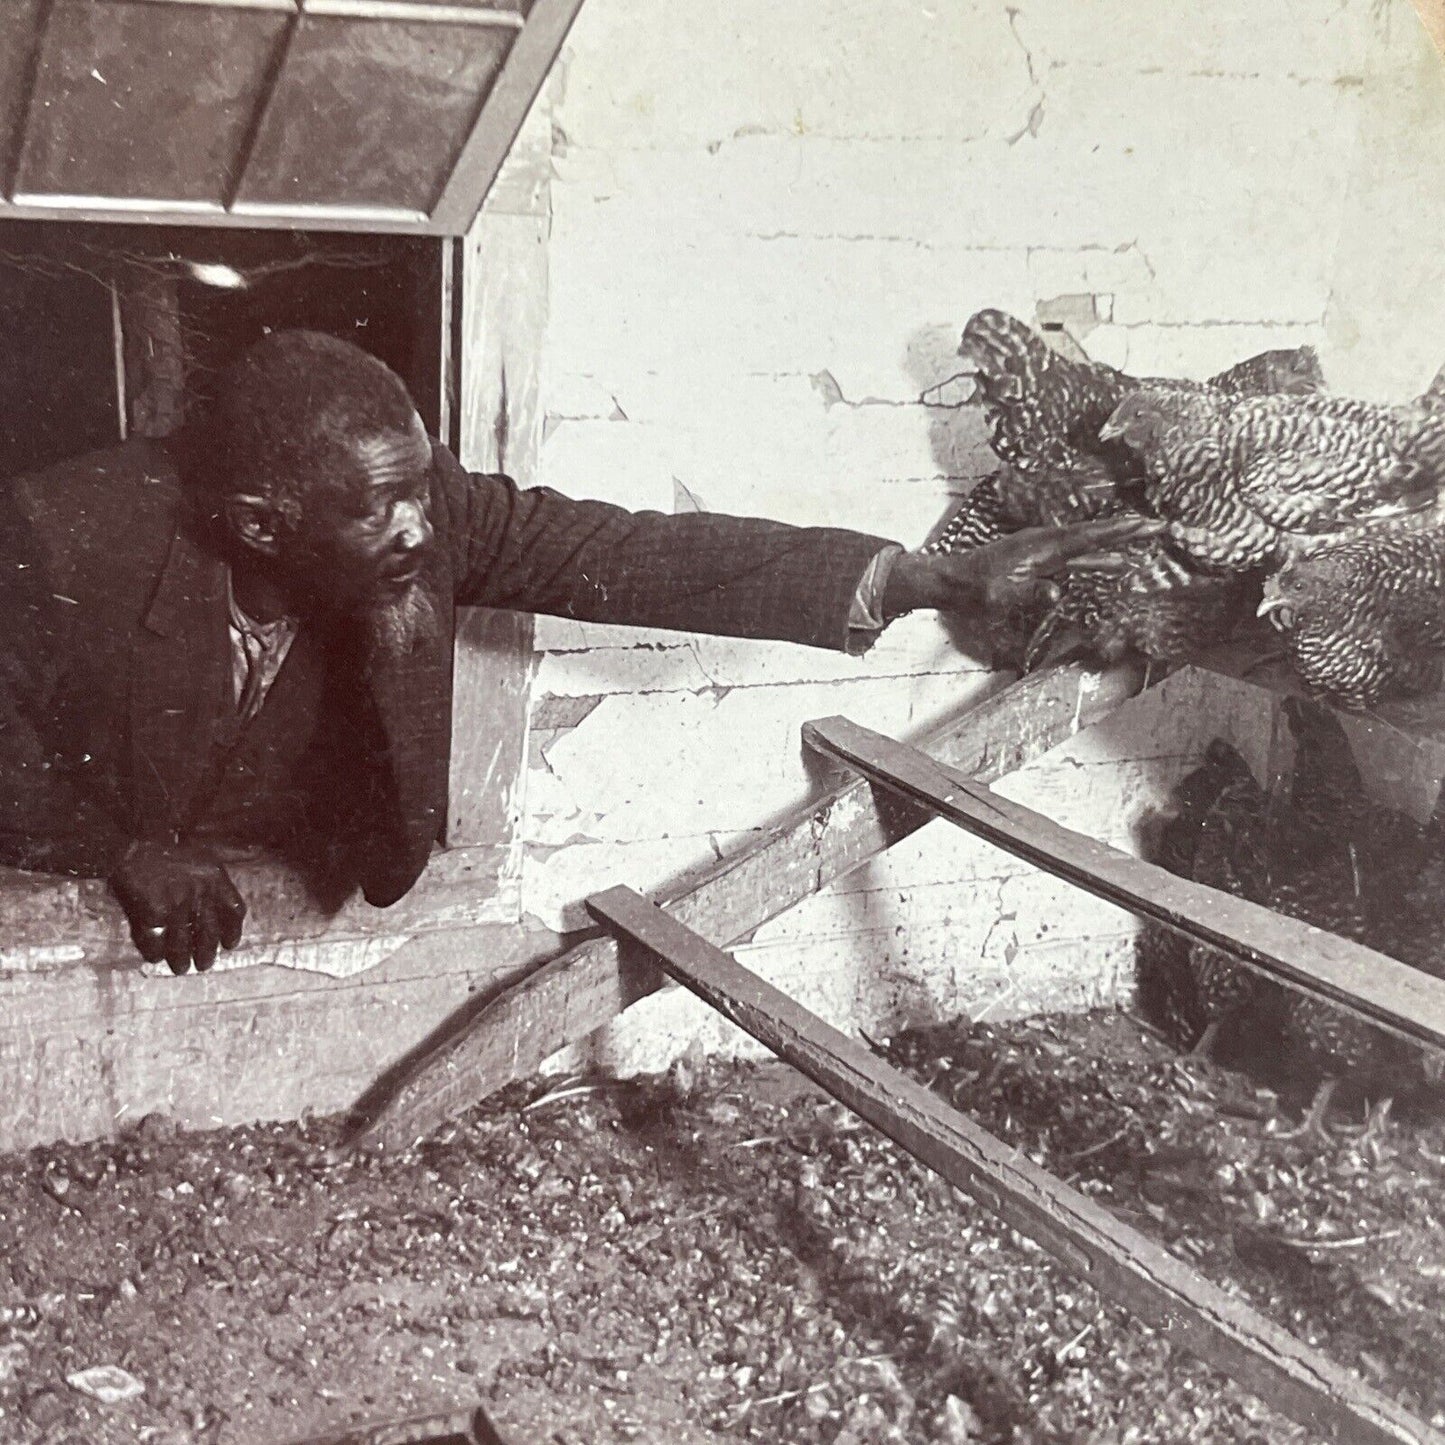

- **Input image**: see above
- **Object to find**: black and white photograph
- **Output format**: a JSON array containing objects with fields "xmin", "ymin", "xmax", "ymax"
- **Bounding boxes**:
[{"xmin": 1, "ymin": 2, "xmax": 1444, "ymax": 1441}]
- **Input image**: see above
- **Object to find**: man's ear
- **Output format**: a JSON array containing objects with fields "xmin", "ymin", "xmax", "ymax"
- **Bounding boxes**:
[{"xmin": 223, "ymin": 494, "xmax": 283, "ymax": 558}]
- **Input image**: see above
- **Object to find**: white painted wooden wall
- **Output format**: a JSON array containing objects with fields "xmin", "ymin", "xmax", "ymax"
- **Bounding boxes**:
[{"xmin": 473, "ymin": 0, "xmax": 1445, "ymax": 1074}]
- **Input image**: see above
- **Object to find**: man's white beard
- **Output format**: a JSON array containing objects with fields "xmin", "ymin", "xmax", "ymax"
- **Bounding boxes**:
[{"xmin": 362, "ymin": 582, "xmax": 440, "ymax": 666}]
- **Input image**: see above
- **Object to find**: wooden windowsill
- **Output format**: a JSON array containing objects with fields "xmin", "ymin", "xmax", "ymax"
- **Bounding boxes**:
[{"xmin": 0, "ymin": 842, "xmax": 520, "ymax": 980}]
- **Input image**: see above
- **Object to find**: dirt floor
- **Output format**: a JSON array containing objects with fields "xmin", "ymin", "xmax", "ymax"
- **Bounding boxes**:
[{"xmin": 3, "ymin": 1009, "xmax": 1445, "ymax": 1445}]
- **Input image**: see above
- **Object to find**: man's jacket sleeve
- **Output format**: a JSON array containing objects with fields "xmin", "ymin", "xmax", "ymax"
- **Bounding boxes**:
[{"xmin": 433, "ymin": 448, "xmax": 895, "ymax": 652}]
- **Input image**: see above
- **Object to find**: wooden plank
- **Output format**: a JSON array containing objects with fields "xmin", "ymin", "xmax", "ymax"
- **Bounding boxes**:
[
  {"xmin": 303, "ymin": 3, "xmax": 523, "ymax": 25},
  {"xmin": 586, "ymin": 885, "xmax": 1442, "ymax": 1445},
  {"xmin": 0, "ymin": 199, "xmax": 447, "ymax": 236},
  {"xmin": 345, "ymin": 661, "xmax": 1149, "ymax": 1149},
  {"xmin": 399, "ymin": 236, "xmax": 453, "ymax": 441},
  {"xmin": 119, "ymin": 264, "xmax": 185, "ymax": 439},
  {"xmin": 1179, "ymin": 657, "xmax": 1445, "ymax": 828},
  {"xmin": 803, "ymin": 715, "xmax": 1445, "ymax": 1053},
  {"xmin": 0, "ymin": 843, "xmax": 518, "ymax": 977},
  {"xmin": 0, "ymin": 917, "xmax": 563, "ymax": 1153},
  {"xmin": 428, "ymin": 0, "xmax": 587, "ymax": 233},
  {"xmin": 444, "ymin": 130, "xmax": 550, "ymax": 853},
  {"xmin": 445, "ymin": 609, "xmax": 536, "ymax": 866}
]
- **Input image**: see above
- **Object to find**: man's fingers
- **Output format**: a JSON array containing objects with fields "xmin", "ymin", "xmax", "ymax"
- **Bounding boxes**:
[
  {"xmin": 1060, "ymin": 516, "xmax": 1165, "ymax": 553},
  {"xmin": 216, "ymin": 882, "xmax": 246, "ymax": 951},
  {"xmin": 111, "ymin": 845, "xmax": 249, "ymax": 973},
  {"xmin": 129, "ymin": 915, "xmax": 169, "ymax": 966},
  {"xmin": 193, "ymin": 902, "xmax": 221, "ymax": 973},
  {"xmin": 1063, "ymin": 549, "xmax": 1132, "ymax": 574},
  {"xmin": 1005, "ymin": 517, "xmax": 1164, "ymax": 578},
  {"xmin": 163, "ymin": 914, "xmax": 195, "ymax": 976}
]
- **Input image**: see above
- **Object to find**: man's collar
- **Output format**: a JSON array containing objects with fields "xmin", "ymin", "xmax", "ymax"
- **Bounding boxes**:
[{"xmin": 225, "ymin": 568, "xmax": 296, "ymax": 643}]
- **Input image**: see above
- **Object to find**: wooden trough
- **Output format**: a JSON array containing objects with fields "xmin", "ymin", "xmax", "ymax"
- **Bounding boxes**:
[{"xmin": 348, "ymin": 657, "xmax": 1445, "ymax": 1444}]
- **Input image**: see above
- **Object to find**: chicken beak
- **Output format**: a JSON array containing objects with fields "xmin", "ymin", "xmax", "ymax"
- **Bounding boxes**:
[
  {"xmin": 1098, "ymin": 419, "xmax": 1124, "ymax": 443},
  {"xmin": 1256, "ymin": 595, "xmax": 1292, "ymax": 629}
]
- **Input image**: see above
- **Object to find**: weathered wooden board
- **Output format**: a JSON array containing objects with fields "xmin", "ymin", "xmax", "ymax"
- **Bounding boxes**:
[
  {"xmin": 803, "ymin": 715, "xmax": 1445, "ymax": 1053},
  {"xmin": 0, "ymin": 844, "xmax": 518, "ymax": 979},
  {"xmin": 119, "ymin": 264, "xmax": 184, "ymax": 439},
  {"xmin": 0, "ymin": 917, "xmax": 563, "ymax": 1151},
  {"xmin": 346, "ymin": 661, "xmax": 1149, "ymax": 1149},
  {"xmin": 430, "ymin": 0, "xmax": 587, "ymax": 234},
  {"xmin": 586, "ymin": 884, "xmax": 1443, "ymax": 1445},
  {"xmin": 446, "ymin": 609, "xmax": 537, "ymax": 870},
  {"xmin": 445, "ymin": 108, "xmax": 551, "ymax": 855}
]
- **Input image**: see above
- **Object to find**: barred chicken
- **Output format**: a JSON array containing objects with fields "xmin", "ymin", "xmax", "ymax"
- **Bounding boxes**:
[
  {"xmin": 925, "ymin": 457, "xmax": 1121, "ymax": 557},
  {"xmin": 1183, "ymin": 743, "xmax": 1290, "ymax": 1062},
  {"xmin": 1396, "ymin": 847, "xmax": 1445, "ymax": 980},
  {"xmin": 1100, "ymin": 389, "xmax": 1445, "ymax": 576},
  {"xmin": 1151, "ymin": 698, "xmax": 1444, "ymax": 1139},
  {"xmin": 1135, "ymin": 739, "xmax": 1284, "ymax": 1053},
  {"xmin": 1023, "ymin": 551, "xmax": 1257, "ymax": 672},
  {"xmin": 1271, "ymin": 698, "xmax": 1445, "ymax": 1138},
  {"xmin": 1423, "ymin": 364, "xmax": 1445, "ymax": 414},
  {"xmin": 927, "ymin": 312, "xmax": 1324, "ymax": 668},
  {"xmin": 1135, "ymin": 739, "xmax": 1262, "ymax": 1049},
  {"xmin": 1257, "ymin": 520, "xmax": 1445, "ymax": 708},
  {"xmin": 1199, "ymin": 347, "xmax": 1329, "ymax": 400},
  {"xmin": 956, "ymin": 310, "xmax": 1133, "ymax": 503},
  {"xmin": 956, "ymin": 309, "xmax": 1324, "ymax": 498},
  {"xmin": 1280, "ymin": 697, "xmax": 1426, "ymax": 892}
]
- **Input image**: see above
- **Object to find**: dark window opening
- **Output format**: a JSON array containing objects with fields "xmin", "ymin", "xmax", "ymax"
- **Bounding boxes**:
[{"xmin": 0, "ymin": 219, "xmax": 452, "ymax": 482}]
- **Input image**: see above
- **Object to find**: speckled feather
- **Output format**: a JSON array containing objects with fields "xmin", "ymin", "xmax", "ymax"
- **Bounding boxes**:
[
  {"xmin": 936, "ymin": 314, "xmax": 1325, "ymax": 556},
  {"xmin": 1023, "ymin": 544, "xmax": 1256, "ymax": 670},
  {"xmin": 957, "ymin": 311, "xmax": 1135, "ymax": 480},
  {"xmin": 1271, "ymin": 700, "xmax": 1433, "ymax": 1097},
  {"xmin": 1135, "ymin": 740, "xmax": 1259, "ymax": 1046},
  {"xmin": 1263, "ymin": 526, "xmax": 1445, "ymax": 707},
  {"xmin": 1118, "ymin": 390, "xmax": 1444, "ymax": 575},
  {"xmin": 958, "ymin": 311, "xmax": 1325, "ymax": 487},
  {"xmin": 925, "ymin": 472, "xmax": 1016, "ymax": 555},
  {"xmin": 1186, "ymin": 752, "xmax": 1289, "ymax": 1038},
  {"xmin": 1155, "ymin": 706, "xmax": 1445, "ymax": 1098},
  {"xmin": 930, "ymin": 313, "xmax": 1317, "ymax": 665}
]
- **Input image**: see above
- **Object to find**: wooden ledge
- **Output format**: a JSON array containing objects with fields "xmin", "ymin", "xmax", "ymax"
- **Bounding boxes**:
[{"xmin": 0, "ymin": 842, "xmax": 519, "ymax": 980}]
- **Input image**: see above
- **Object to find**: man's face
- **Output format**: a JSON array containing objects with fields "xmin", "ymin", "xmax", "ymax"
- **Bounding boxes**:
[{"xmin": 285, "ymin": 415, "xmax": 435, "ymax": 609}]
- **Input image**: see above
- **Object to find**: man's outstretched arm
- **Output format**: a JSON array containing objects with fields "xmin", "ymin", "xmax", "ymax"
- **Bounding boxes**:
[
  {"xmin": 439, "ymin": 451, "xmax": 890, "ymax": 651},
  {"xmin": 437, "ymin": 449, "xmax": 1162, "ymax": 655}
]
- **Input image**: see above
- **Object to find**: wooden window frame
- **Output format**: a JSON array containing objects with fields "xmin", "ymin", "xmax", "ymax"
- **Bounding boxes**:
[
  {"xmin": 0, "ymin": 0, "xmax": 587, "ymax": 238},
  {"xmin": 0, "ymin": 216, "xmax": 539, "ymax": 968}
]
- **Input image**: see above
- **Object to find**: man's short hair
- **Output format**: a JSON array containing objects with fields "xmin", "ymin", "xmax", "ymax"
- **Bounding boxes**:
[{"xmin": 213, "ymin": 330, "xmax": 418, "ymax": 524}]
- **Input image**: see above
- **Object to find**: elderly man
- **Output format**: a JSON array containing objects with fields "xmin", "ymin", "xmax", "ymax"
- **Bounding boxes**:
[{"xmin": 0, "ymin": 330, "xmax": 1153, "ymax": 974}]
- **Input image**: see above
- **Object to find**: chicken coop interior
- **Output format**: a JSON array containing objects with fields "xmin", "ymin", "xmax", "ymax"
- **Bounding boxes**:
[{"xmin": 2, "ymin": 1, "xmax": 1445, "ymax": 1443}]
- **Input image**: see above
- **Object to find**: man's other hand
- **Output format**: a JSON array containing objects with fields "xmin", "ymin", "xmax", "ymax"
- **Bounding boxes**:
[
  {"xmin": 110, "ymin": 841, "xmax": 247, "ymax": 974},
  {"xmin": 884, "ymin": 515, "xmax": 1166, "ymax": 621}
]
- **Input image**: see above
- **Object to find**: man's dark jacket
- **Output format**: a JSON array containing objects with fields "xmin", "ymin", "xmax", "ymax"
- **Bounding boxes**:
[{"xmin": 0, "ymin": 436, "xmax": 889, "ymax": 907}]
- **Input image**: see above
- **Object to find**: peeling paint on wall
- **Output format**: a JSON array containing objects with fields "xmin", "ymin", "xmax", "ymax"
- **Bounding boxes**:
[{"xmin": 526, "ymin": 0, "xmax": 1444, "ymax": 1071}]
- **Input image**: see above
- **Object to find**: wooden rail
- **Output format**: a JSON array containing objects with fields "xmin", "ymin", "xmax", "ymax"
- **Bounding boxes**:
[
  {"xmin": 585, "ymin": 884, "xmax": 1443, "ymax": 1445},
  {"xmin": 803, "ymin": 715, "xmax": 1445, "ymax": 1053},
  {"xmin": 345, "ymin": 663, "xmax": 1148, "ymax": 1150}
]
